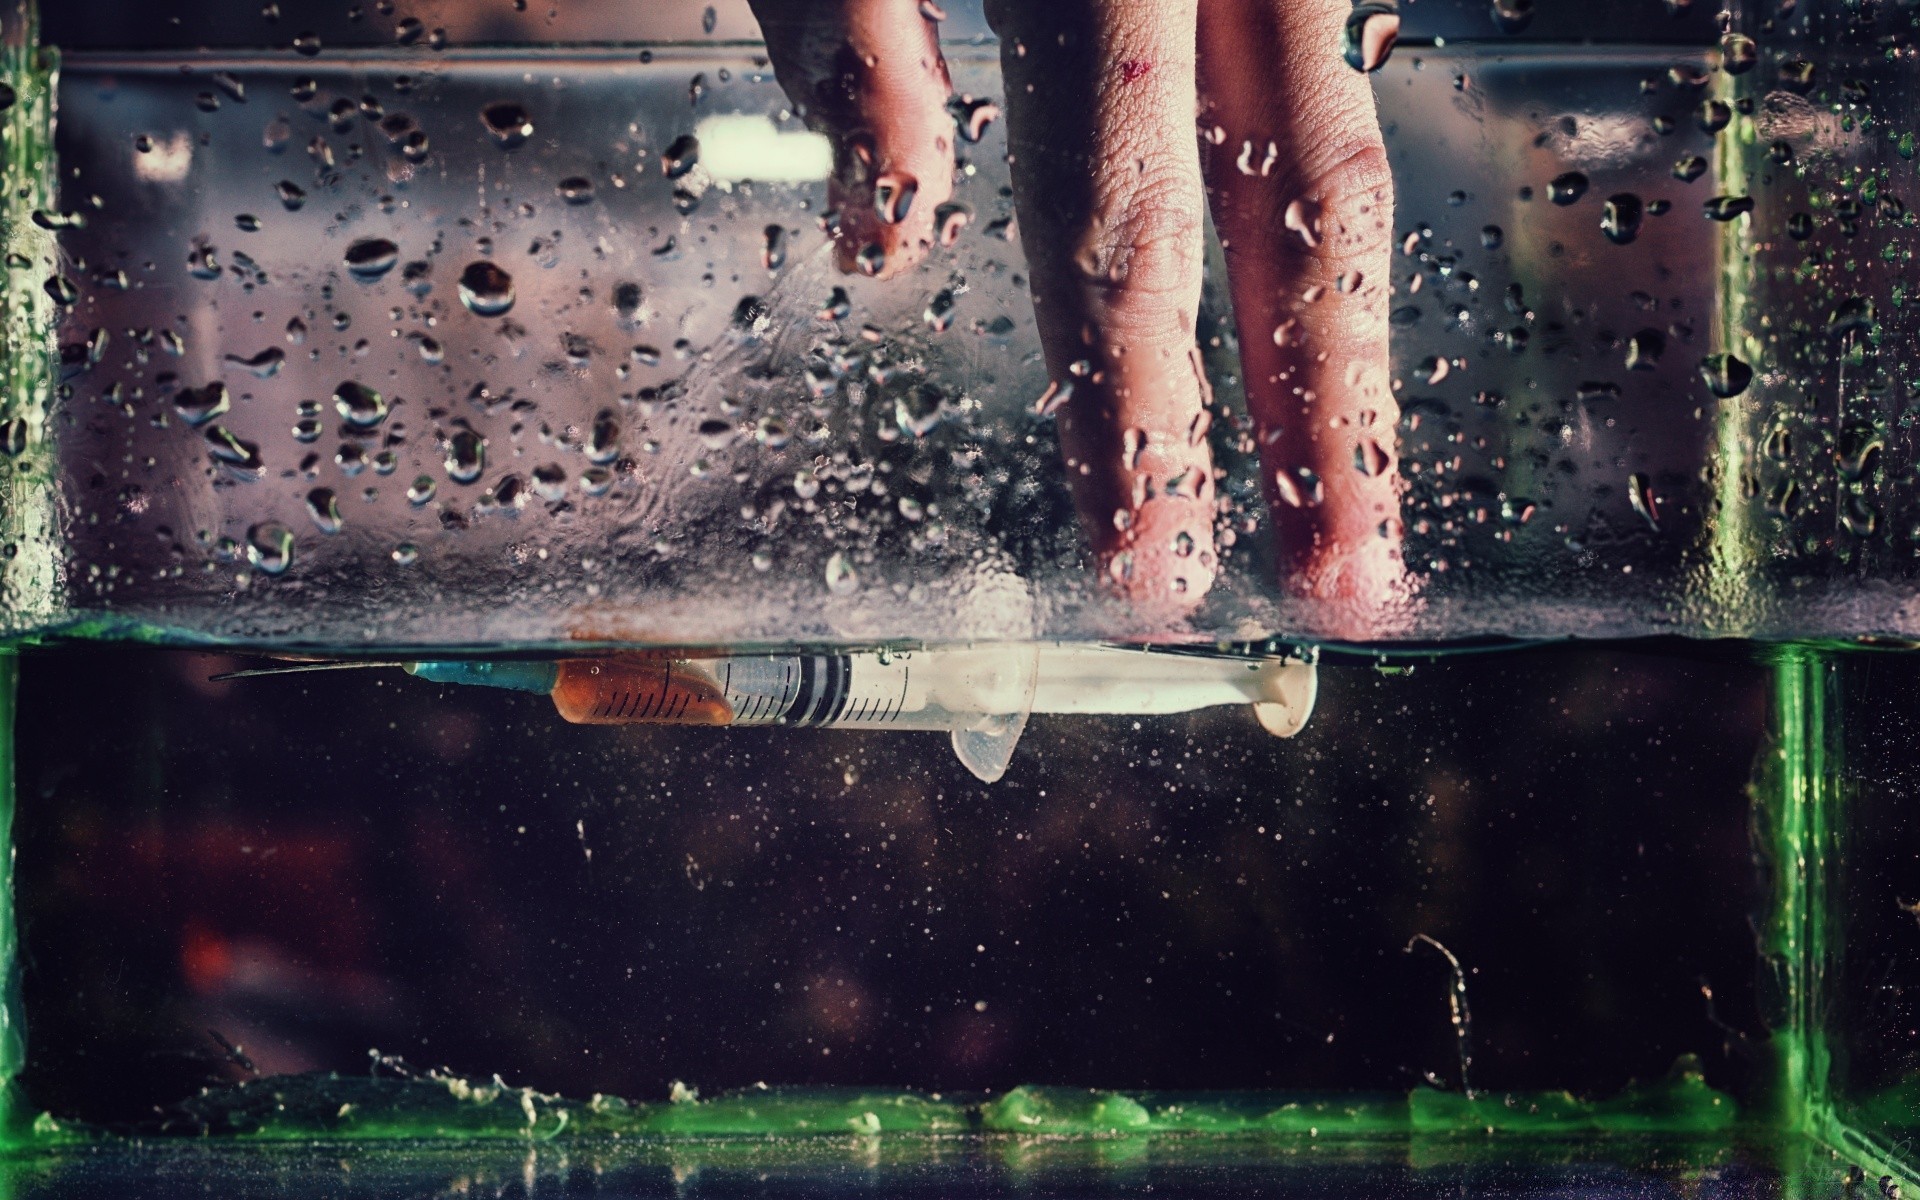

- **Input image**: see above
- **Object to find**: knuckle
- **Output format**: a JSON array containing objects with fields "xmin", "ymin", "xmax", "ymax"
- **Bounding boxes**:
[
  {"xmin": 1289, "ymin": 138, "xmax": 1395, "ymax": 270},
  {"xmin": 1073, "ymin": 167, "xmax": 1206, "ymax": 343}
]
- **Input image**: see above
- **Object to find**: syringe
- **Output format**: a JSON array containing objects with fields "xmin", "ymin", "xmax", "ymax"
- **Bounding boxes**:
[{"xmin": 396, "ymin": 645, "xmax": 1316, "ymax": 782}]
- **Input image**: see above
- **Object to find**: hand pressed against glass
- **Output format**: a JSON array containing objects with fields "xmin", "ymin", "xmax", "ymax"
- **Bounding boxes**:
[{"xmin": 751, "ymin": 0, "xmax": 1408, "ymax": 633}]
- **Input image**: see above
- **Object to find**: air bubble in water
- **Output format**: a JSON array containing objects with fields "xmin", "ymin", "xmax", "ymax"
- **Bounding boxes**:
[
  {"xmin": 1342, "ymin": 3, "xmax": 1400, "ymax": 73},
  {"xmin": 344, "ymin": 237, "xmax": 399, "ymax": 281},
  {"xmin": 480, "ymin": 101, "xmax": 533, "ymax": 149},
  {"xmin": 458, "ymin": 261, "xmax": 516, "ymax": 316}
]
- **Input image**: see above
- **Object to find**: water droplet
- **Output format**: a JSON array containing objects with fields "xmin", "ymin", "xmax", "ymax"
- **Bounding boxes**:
[
  {"xmin": 1489, "ymin": 0, "xmax": 1534, "ymax": 32},
  {"xmin": 1626, "ymin": 328, "xmax": 1665, "ymax": 370},
  {"xmin": 1786, "ymin": 212, "xmax": 1814, "ymax": 240},
  {"xmin": 702, "ymin": 5, "xmax": 718, "ymax": 33},
  {"xmin": 587, "ymin": 408, "xmax": 621, "ymax": 463},
  {"xmin": 1673, "ymin": 155, "xmax": 1707, "ymax": 183},
  {"xmin": 1697, "ymin": 99, "xmax": 1732, "ymax": 133},
  {"xmin": 1703, "ymin": 195, "xmax": 1754, "ymax": 221},
  {"xmin": 392, "ymin": 542, "xmax": 419, "ymax": 566},
  {"xmin": 1354, "ymin": 437, "xmax": 1391, "ymax": 477},
  {"xmin": 225, "ymin": 347, "xmax": 285, "ymax": 378},
  {"xmin": 445, "ymin": 429, "xmax": 486, "ymax": 484},
  {"xmin": 855, "ymin": 244, "xmax": 887, "ymax": 276},
  {"xmin": 949, "ymin": 96, "xmax": 1000, "ymax": 142},
  {"xmin": 480, "ymin": 101, "xmax": 533, "ymax": 149},
  {"xmin": 305, "ymin": 486, "xmax": 343, "ymax": 534},
  {"xmin": 662, "ymin": 134, "xmax": 699, "ymax": 179},
  {"xmin": 333, "ymin": 381, "xmax": 388, "ymax": 428},
  {"xmin": 206, "ymin": 426, "xmax": 264, "ymax": 476},
  {"xmin": 174, "ymin": 381, "xmax": 230, "ymax": 426},
  {"xmin": 1034, "ymin": 379, "xmax": 1073, "ymax": 418},
  {"xmin": 407, "ymin": 475, "xmax": 437, "ymax": 505},
  {"xmin": 1627, "ymin": 473, "xmax": 1660, "ymax": 530},
  {"xmin": 1720, "ymin": 33, "xmax": 1757, "ymax": 75},
  {"xmin": 246, "ymin": 522, "xmax": 295, "ymax": 574},
  {"xmin": 291, "ymin": 31, "xmax": 322, "ymax": 56},
  {"xmin": 1601, "ymin": 193, "xmax": 1643, "ymax": 244},
  {"xmin": 1342, "ymin": 3, "xmax": 1400, "ymax": 73},
  {"xmin": 1274, "ymin": 468, "xmax": 1323, "ymax": 508},
  {"xmin": 458, "ymin": 261, "xmax": 515, "ymax": 316},
  {"xmin": 762, "ymin": 225, "xmax": 787, "ymax": 271},
  {"xmin": 1699, "ymin": 353, "xmax": 1752, "ymax": 398},
  {"xmin": 824, "ymin": 551, "xmax": 859, "ymax": 595},
  {"xmin": 924, "ymin": 288, "xmax": 957, "ymax": 333},
  {"xmin": 1835, "ymin": 421, "xmax": 1883, "ymax": 482},
  {"xmin": 0, "ymin": 420, "xmax": 26, "ymax": 457},
  {"xmin": 1547, "ymin": 172, "xmax": 1588, "ymax": 205},
  {"xmin": 43, "ymin": 276, "xmax": 78, "ymax": 305},
  {"xmin": 344, "ymin": 237, "xmax": 399, "ymax": 281},
  {"xmin": 292, "ymin": 416, "xmax": 322, "ymax": 443},
  {"xmin": 556, "ymin": 175, "xmax": 594, "ymax": 205},
  {"xmin": 1828, "ymin": 296, "xmax": 1875, "ymax": 339},
  {"xmin": 895, "ymin": 383, "xmax": 947, "ymax": 438},
  {"xmin": 818, "ymin": 287, "xmax": 852, "ymax": 321},
  {"xmin": 1480, "ymin": 224, "xmax": 1504, "ymax": 249},
  {"xmin": 793, "ymin": 469, "xmax": 821, "ymax": 500},
  {"xmin": 0, "ymin": 83, "xmax": 15, "ymax": 113},
  {"xmin": 1842, "ymin": 491, "xmax": 1878, "ymax": 537},
  {"xmin": 1284, "ymin": 198, "xmax": 1323, "ymax": 248},
  {"xmin": 755, "ymin": 416, "xmax": 790, "ymax": 449}
]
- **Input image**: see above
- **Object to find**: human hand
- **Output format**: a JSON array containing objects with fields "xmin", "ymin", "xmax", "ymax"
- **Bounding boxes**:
[{"xmin": 749, "ymin": 0, "xmax": 1409, "ymax": 633}]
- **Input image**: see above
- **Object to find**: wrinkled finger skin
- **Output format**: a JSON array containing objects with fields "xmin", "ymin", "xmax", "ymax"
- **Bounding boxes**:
[
  {"xmin": 750, "ymin": 0, "xmax": 956, "ymax": 279},
  {"xmin": 1200, "ymin": 0, "xmax": 1410, "ymax": 635},
  {"xmin": 986, "ymin": 0, "xmax": 1220, "ymax": 618}
]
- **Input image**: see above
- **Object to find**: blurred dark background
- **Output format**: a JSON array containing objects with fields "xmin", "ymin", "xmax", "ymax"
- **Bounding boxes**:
[{"xmin": 13, "ymin": 643, "xmax": 1770, "ymax": 1125}]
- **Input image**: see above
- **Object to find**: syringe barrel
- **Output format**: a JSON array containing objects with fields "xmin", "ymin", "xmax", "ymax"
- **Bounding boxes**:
[{"xmin": 547, "ymin": 654, "xmax": 958, "ymax": 730}]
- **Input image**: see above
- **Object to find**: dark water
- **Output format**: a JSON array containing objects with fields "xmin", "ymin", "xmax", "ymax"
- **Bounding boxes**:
[{"xmin": 14, "ymin": 642, "xmax": 1770, "ymax": 1124}]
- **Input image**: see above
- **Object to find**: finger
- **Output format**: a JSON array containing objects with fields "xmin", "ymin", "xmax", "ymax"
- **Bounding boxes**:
[
  {"xmin": 1198, "ymin": 0, "xmax": 1407, "ymax": 622},
  {"xmin": 750, "ymin": 0, "xmax": 955, "ymax": 279},
  {"xmin": 987, "ymin": 0, "xmax": 1218, "ymax": 613}
]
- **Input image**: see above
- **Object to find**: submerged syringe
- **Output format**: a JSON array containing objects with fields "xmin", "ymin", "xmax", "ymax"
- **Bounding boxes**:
[{"xmin": 226, "ymin": 646, "xmax": 1317, "ymax": 783}]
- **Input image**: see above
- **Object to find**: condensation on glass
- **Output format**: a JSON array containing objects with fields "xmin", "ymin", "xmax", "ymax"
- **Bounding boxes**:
[{"xmin": 1, "ymin": 0, "xmax": 1913, "ymax": 649}]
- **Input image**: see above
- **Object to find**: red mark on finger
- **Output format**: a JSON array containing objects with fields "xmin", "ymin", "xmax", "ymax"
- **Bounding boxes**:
[{"xmin": 1119, "ymin": 59, "xmax": 1152, "ymax": 84}]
